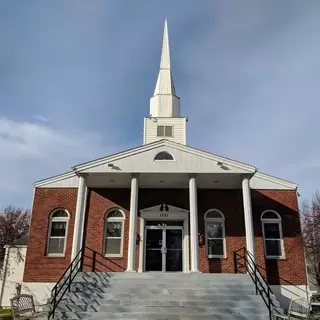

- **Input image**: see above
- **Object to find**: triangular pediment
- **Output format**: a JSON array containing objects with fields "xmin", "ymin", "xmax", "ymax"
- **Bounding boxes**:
[
  {"xmin": 34, "ymin": 140, "xmax": 296, "ymax": 190},
  {"xmin": 73, "ymin": 140, "xmax": 256, "ymax": 175}
]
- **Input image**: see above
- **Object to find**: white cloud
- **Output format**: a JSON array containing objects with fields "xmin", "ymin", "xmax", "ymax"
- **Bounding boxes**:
[
  {"xmin": 0, "ymin": 116, "xmax": 125, "ymax": 208},
  {"xmin": 32, "ymin": 115, "xmax": 49, "ymax": 123}
]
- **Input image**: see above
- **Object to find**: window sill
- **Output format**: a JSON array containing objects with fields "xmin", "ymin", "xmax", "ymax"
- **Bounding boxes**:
[
  {"xmin": 104, "ymin": 255, "xmax": 123, "ymax": 259},
  {"xmin": 265, "ymin": 256, "xmax": 286, "ymax": 260},
  {"xmin": 46, "ymin": 254, "xmax": 66, "ymax": 258},
  {"xmin": 208, "ymin": 255, "xmax": 226, "ymax": 259}
]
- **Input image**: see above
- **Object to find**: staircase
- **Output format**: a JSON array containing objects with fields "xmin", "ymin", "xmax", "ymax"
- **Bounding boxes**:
[{"xmin": 53, "ymin": 272, "xmax": 276, "ymax": 319}]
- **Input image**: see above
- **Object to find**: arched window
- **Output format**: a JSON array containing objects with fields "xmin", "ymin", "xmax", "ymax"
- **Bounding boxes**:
[
  {"xmin": 104, "ymin": 209, "xmax": 125, "ymax": 257},
  {"xmin": 47, "ymin": 209, "xmax": 69, "ymax": 256},
  {"xmin": 204, "ymin": 209, "xmax": 226, "ymax": 258},
  {"xmin": 261, "ymin": 210, "xmax": 284, "ymax": 258},
  {"xmin": 154, "ymin": 151, "xmax": 174, "ymax": 161}
]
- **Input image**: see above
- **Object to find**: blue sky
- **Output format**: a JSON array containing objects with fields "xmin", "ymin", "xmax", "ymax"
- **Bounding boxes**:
[{"xmin": 0, "ymin": 0, "xmax": 320, "ymax": 208}]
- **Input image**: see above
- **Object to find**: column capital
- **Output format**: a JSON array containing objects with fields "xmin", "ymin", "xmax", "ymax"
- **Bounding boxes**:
[
  {"xmin": 188, "ymin": 173, "xmax": 197, "ymax": 179},
  {"xmin": 131, "ymin": 173, "xmax": 140, "ymax": 178}
]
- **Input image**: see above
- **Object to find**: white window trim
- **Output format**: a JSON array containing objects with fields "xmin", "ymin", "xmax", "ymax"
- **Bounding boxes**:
[
  {"xmin": 104, "ymin": 209, "xmax": 125, "ymax": 258},
  {"xmin": 46, "ymin": 209, "xmax": 70, "ymax": 257},
  {"xmin": 204, "ymin": 209, "xmax": 226, "ymax": 259},
  {"xmin": 156, "ymin": 125, "xmax": 174, "ymax": 138},
  {"xmin": 261, "ymin": 210, "xmax": 285, "ymax": 259}
]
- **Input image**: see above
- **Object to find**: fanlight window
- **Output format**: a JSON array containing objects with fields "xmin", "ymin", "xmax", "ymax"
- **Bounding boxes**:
[
  {"xmin": 154, "ymin": 151, "xmax": 174, "ymax": 161},
  {"xmin": 261, "ymin": 210, "xmax": 284, "ymax": 259},
  {"xmin": 47, "ymin": 209, "xmax": 69, "ymax": 255},
  {"xmin": 204, "ymin": 210, "xmax": 226, "ymax": 258},
  {"xmin": 104, "ymin": 209, "xmax": 125, "ymax": 257}
]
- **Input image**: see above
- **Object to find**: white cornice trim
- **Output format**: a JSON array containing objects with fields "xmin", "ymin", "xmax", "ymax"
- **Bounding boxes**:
[
  {"xmin": 253, "ymin": 172, "xmax": 297, "ymax": 190},
  {"xmin": 33, "ymin": 171, "xmax": 77, "ymax": 187}
]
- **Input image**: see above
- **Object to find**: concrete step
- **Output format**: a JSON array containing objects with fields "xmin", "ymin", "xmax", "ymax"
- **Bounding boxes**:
[
  {"xmin": 53, "ymin": 272, "xmax": 276, "ymax": 320},
  {"xmin": 53, "ymin": 311, "xmax": 270, "ymax": 320},
  {"xmin": 60, "ymin": 295, "xmax": 265, "ymax": 306},
  {"xmin": 72, "ymin": 288, "xmax": 257, "ymax": 297}
]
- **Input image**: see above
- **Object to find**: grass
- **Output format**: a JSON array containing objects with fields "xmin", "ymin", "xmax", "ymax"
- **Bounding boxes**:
[{"xmin": 0, "ymin": 308, "xmax": 12, "ymax": 319}]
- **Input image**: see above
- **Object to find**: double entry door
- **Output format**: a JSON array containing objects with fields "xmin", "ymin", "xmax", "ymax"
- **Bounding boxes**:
[{"xmin": 145, "ymin": 226, "xmax": 183, "ymax": 272}]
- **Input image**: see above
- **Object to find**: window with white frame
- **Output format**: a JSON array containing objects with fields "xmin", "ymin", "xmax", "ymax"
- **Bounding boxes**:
[
  {"xmin": 104, "ymin": 209, "xmax": 125, "ymax": 257},
  {"xmin": 205, "ymin": 210, "xmax": 226, "ymax": 258},
  {"xmin": 47, "ymin": 209, "xmax": 69, "ymax": 256},
  {"xmin": 261, "ymin": 210, "xmax": 284, "ymax": 258},
  {"xmin": 157, "ymin": 125, "xmax": 173, "ymax": 137}
]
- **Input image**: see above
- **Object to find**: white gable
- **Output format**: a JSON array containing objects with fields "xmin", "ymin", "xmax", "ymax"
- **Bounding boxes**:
[
  {"xmin": 34, "ymin": 140, "xmax": 297, "ymax": 191},
  {"xmin": 74, "ymin": 140, "xmax": 255, "ymax": 175}
]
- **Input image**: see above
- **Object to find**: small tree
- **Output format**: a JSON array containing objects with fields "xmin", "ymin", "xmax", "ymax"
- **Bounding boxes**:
[
  {"xmin": 301, "ymin": 192, "xmax": 320, "ymax": 292},
  {"xmin": 0, "ymin": 205, "xmax": 30, "ymax": 268}
]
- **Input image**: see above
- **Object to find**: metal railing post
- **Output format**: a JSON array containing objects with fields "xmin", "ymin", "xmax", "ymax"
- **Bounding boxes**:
[
  {"xmin": 92, "ymin": 251, "xmax": 96, "ymax": 272},
  {"xmin": 53, "ymin": 286, "xmax": 57, "ymax": 318},
  {"xmin": 254, "ymin": 261, "xmax": 258, "ymax": 295},
  {"xmin": 68, "ymin": 261, "xmax": 73, "ymax": 293},
  {"xmin": 268, "ymin": 286, "xmax": 272, "ymax": 320},
  {"xmin": 234, "ymin": 252, "xmax": 237, "ymax": 273},
  {"xmin": 80, "ymin": 248, "xmax": 84, "ymax": 272}
]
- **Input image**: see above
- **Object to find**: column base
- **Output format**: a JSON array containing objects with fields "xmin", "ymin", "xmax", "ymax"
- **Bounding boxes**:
[{"xmin": 125, "ymin": 269, "xmax": 137, "ymax": 273}]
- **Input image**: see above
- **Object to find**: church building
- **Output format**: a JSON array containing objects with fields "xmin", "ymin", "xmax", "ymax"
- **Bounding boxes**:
[{"xmin": 3, "ymin": 21, "xmax": 308, "ymax": 308}]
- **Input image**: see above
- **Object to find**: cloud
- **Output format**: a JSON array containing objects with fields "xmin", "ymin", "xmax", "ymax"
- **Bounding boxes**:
[
  {"xmin": 0, "ymin": 116, "xmax": 125, "ymax": 208},
  {"xmin": 32, "ymin": 115, "xmax": 49, "ymax": 123}
]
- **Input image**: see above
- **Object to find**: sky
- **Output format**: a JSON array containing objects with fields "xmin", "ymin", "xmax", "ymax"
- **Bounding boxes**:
[{"xmin": 0, "ymin": 0, "xmax": 320, "ymax": 209}]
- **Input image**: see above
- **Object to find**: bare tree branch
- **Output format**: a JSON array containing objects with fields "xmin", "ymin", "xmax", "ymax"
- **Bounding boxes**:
[
  {"xmin": 301, "ymin": 191, "xmax": 320, "ymax": 292},
  {"xmin": 0, "ymin": 205, "xmax": 30, "ymax": 268}
]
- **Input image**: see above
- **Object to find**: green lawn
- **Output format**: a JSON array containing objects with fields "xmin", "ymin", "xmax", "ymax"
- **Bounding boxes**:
[{"xmin": 0, "ymin": 308, "xmax": 12, "ymax": 319}]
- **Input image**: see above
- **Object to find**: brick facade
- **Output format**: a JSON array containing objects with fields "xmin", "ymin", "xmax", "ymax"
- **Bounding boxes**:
[
  {"xmin": 23, "ymin": 188, "xmax": 77, "ymax": 282},
  {"xmin": 23, "ymin": 187, "xmax": 307, "ymax": 286}
]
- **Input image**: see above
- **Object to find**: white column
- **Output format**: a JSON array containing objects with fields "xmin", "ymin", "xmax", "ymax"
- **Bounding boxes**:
[
  {"xmin": 126, "ymin": 174, "xmax": 139, "ymax": 272},
  {"xmin": 189, "ymin": 174, "xmax": 199, "ymax": 272},
  {"xmin": 242, "ymin": 175, "xmax": 255, "ymax": 262},
  {"xmin": 71, "ymin": 175, "xmax": 87, "ymax": 260}
]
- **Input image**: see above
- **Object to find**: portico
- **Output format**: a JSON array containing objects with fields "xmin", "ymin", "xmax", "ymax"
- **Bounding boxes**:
[{"xmin": 70, "ymin": 143, "xmax": 257, "ymax": 273}]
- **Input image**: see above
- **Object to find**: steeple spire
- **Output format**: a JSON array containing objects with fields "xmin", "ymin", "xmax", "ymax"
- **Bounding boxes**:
[
  {"xmin": 150, "ymin": 19, "xmax": 180, "ymax": 117},
  {"xmin": 160, "ymin": 18, "xmax": 171, "ymax": 70}
]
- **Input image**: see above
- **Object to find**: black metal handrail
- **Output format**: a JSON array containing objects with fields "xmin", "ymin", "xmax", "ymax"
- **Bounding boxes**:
[
  {"xmin": 48, "ymin": 248, "xmax": 83, "ymax": 319},
  {"xmin": 48, "ymin": 246, "xmax": 116, "ymax": 319},
  {"xmin": 234, "ymin": 247, "xmax": 276, "ymax": 320}
]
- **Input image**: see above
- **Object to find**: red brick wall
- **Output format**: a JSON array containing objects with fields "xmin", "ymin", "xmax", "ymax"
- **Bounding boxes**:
[
  {"xmin": 251, "ymin": 190, "xmax": 307, "ymax": 285},
  {"xmin": 83, "ymin": 188, "xmax": 132, "ymax": 272},
  {"xmin": 197, "ymin": 190, "xmax": 246, "ymax": 273},
  {"xmin": 24, "ymin": 187, "xmax": 307, "ymax": 286},
  {"xmin": 23, "ymin": 188, "xmax": 77, "ymax": 282}
]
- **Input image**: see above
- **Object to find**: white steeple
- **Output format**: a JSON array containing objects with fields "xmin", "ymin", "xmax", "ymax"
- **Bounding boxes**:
[
  {"xmin": 144, "ymin": 20, "xmax": 186, "ymax": 145},
  {"xmin": 150, "ymin": 19, "xmax": 180, "ymax": 118}
]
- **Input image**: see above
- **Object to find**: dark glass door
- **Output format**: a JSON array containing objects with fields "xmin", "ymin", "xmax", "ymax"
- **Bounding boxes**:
[
  {"xmin": 166, "ymin": 229, "xmax": 183, "ymax": 272},
  {"xmin": 145, "ymin": 229, "xmax": 163, "ymax": 271}
]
